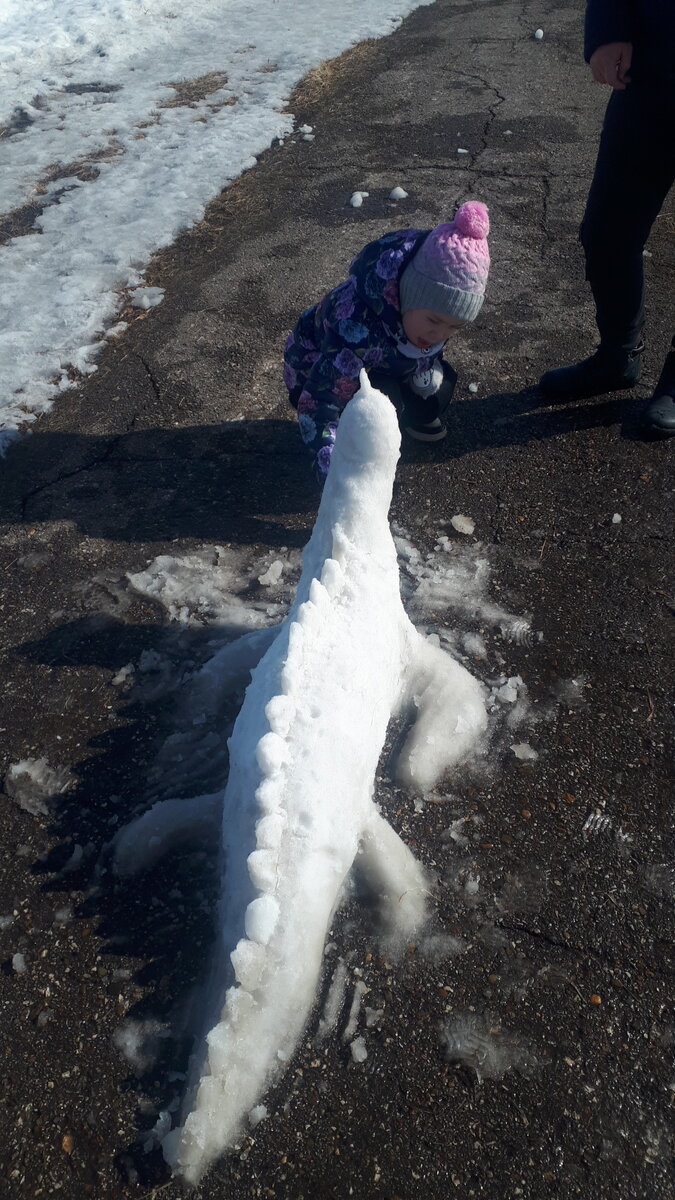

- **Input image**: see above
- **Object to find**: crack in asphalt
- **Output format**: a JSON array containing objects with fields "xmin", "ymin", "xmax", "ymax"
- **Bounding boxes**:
[
  {"xmin": 19, "ymin": 411, "xmax": 141, "ymax": 519},
  {"xmin": 138, "ymin": 354, "xmax": 163, "ymax": 404},
  {"xmin": 498, "ymin": 917, "xmax": 662, "ymax": 972}
]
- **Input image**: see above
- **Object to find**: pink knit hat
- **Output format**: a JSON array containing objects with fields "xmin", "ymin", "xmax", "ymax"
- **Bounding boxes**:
[{"xmin": 399, "ymin": 201, "xmax": 490, "ymax": 323}]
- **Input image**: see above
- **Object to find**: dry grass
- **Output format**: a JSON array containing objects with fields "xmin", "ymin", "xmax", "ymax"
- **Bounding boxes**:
[
  {"xmin": 160, "ymin": 72, "xmax": 229, "ymax": 109},
  {"xmin": 291, "ymin": 40, "xmax": 379, "ymax": 107}
]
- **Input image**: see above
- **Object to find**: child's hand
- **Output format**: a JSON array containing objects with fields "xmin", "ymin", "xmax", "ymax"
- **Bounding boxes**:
[{"xmin": 589, "ymin": 42, "xmax": 632, "ymax": 90}]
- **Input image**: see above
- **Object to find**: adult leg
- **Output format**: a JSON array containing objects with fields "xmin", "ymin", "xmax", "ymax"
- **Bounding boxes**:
[
  {"xmin": 582, "ymin": 86, "xmax": 675, "ymax": 354},
  {"xmin": 541, "ymin": 84, "xmax": 675, "ymax": 399}
]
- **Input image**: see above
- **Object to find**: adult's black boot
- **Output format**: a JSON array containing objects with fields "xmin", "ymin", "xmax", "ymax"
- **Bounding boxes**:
[
  {"xmin": 639, "ymin": 339, "xmax": 675, "ymax": 437},
  {"xmin": 539, "ymin": 342, "xmax": 643, "ymax": 401}
]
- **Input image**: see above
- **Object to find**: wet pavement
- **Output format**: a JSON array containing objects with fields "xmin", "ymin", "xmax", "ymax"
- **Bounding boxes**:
[{"xmin": 0, "ymin": 1, "xmax": 673, "ymax": 1197}]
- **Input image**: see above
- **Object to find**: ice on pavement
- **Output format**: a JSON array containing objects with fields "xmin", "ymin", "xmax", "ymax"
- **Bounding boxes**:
[
  {"xmin": 0, "ymin": 0, "xmax": 433, "ymax": 448},
  {"xmin": 443, "ymin": 1014, "xmax": 540, "ymax": 1081}
]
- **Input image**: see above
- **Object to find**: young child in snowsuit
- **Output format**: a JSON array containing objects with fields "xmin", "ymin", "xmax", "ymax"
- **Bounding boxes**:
[{"xmin": 283, "ymin": 201, "xmax": 490, "ymax": 482}]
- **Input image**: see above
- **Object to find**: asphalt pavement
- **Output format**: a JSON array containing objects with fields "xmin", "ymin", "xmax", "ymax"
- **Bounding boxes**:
[{"xmin": 1, "ymin": 1, "xmax": 673, "ymax": 1197}]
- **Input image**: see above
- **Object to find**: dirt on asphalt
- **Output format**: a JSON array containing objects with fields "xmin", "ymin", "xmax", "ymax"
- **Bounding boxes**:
[{"xmin": 0, "ymin": 1, "xmax": 673, "ymax": 1198}]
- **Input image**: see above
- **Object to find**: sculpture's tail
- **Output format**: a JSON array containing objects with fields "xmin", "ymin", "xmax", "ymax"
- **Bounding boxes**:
[{"xmin": 162, "ymin": 856, "xmax": 348, "ymax": 1185}]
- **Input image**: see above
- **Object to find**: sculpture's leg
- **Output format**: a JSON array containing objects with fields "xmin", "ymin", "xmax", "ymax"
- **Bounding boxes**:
[
  {"xmin": 395, "ymin": 636, "xmax": 487, "ymax": 794},
  {"xmin": 357, "ymin": 810, "xmax": 430, "ymax": 938}
]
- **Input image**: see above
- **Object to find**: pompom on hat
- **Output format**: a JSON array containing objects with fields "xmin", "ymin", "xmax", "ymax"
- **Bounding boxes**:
[{"xmin": 399, "ymin": 201, "xmax": 490, "ymax": 323}]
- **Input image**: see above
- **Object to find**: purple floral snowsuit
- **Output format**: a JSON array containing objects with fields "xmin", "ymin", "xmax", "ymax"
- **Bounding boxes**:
[{"xmin": 283, "ymin": 228, "xmax": 449, "ymax": 481}]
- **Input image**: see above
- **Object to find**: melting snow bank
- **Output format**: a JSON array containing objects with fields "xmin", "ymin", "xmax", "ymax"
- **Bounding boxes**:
[
  {"xmin": 114, "ymin": 374, "xmax": 487, "ymax": 1183},
  {"xmin": 0, "ymin": 0, "xmax": 433, "ymax": 447}
]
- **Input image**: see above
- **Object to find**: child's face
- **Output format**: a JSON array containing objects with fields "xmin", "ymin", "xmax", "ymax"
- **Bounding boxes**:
[{"xmin": 402, "ymin": 309, "xmax": 466, "ymax": 351}]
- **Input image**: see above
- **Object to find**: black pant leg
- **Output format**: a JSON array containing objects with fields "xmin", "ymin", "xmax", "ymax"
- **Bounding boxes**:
[{"xmin": 581, "ymin": 83, "xmax": 675, "ymax": 353}]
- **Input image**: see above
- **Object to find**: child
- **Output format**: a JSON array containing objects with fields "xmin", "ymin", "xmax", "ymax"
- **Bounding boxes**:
[{"xmin": 283, "ymin": 201, "xmax": 490, "ymax": 482}]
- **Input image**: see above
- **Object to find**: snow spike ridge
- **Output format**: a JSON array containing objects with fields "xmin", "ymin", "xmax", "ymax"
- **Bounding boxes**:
[
  {"xmin": 320, "ymin": 556, "xmax": 344, "ymax": 598},
  {"xmin": 255, "ymin": 778, "xmax": 280, "ymax": 815},
  {"xmin": 308, "ymin": 576, "xmax": 329, "ymax": 609},
  {"xmin": 244, "ymin": 894, "xmax": 280, "ymax": 945},
  {"xmin": 255, "ymin": 731, "xmax": 289, "ymax": 777},
  {"xmin": 281, "ymin": 622, "xmax": 303, "ymax": 692},
  {"xmin": 247, "ymin": 848, "xmax": 278, "ymax": 893},
  {"xmin": 255, "ymin": 811, "xmax": 285, "ymax": 850},
  {"xmin": 264, "ymin": 694, "xmax": 294, "ymax": 737},
  {"xmin": 230, "ymin": 938, "xmax": 266, "ymax": 991}
]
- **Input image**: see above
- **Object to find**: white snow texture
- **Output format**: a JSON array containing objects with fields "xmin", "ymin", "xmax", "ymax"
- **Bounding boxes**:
[
  {"xmin": 0, "ymin": 0, "xmax": 432, "ymax": 448},
  {"xmin": 114, "ymin": 374, "xmax": 487, "ymax": 1183}
]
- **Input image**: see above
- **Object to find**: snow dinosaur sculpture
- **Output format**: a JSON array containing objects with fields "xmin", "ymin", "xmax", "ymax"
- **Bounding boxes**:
[{"xmin": 114, "ymin": 371, "xmax": 486, "ymax": 1183}]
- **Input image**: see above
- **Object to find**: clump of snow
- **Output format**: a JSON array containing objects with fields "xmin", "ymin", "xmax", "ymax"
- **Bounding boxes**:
[
  {"xmin": 350, "ymin": 1037, "xmax": 368, "ymax": 1063},
  {"xmin": 4, "ymin": 757, "xmax": 73, "ymax": 816},
  {"xmin": 457, "ymin": 147, "xmax": 469, "ymax": 155},
  {"xmin": 534, "ymin": 28, "xmax": 544, "ymax": 40},
  {"xmin": 350, "ymin": 190, "xmax": 369, "ymax": 207},
  {"xmin": 12, "ymin": 953, "xmax": 27, "ymax": 974},
  {"xmin": 389, "ymin": 186, "xmax": 408, "ymax": 200},
  {"xmin": 298, "ymin": 124, "xmax": 313, "ymax": 134},
  {"xmin": 130, "ymin": 287, "xmax": 165, "ymax": 310},
  {"xmin": 365, "ymin": 1006, "xmax": 384, "ymax": 1028},
  {"xmin": 113, "ymin": 1019, "xmax": 170, "ymax": 1073},
  {"xmin": 612, "ymin": 513, "xmax": 622, "ymax": 524},
  {"xmin": 128, "ymin": 545, "xmax": 300, "ymax": 627},
  {"xmin": 342, "ymin": 980, "xmax": 368, "ymax": 1043},
  {"xmin": 468, "ymin": 382, "xmax": 479, "ymax": 394},
  {"xmin": 258, "ymin": 560, "xmax": 284, "ymax": 587},
  {"xmin": 450, "ymin": 514, "xmax": 475, "ymax": 536},
  {"xmin": 248, "ymin": 1105, "xmax": 268, "ymax": 1128},
  {"xmin": 510, "ymin": 742, "xmax": 538, "ymax": 761},
  {"xmin": 462, "ymin": 632, "xmax": 487, "ymax": 658},
  {"xmin": 112, "ymin": 663, "xmax": 135, "ymax": 686}
]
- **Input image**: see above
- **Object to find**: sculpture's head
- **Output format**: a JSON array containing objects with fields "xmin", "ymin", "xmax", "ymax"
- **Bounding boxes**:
[{"xmin": 329, "ymin": 370, "xmax": 401, "ymax": 486}]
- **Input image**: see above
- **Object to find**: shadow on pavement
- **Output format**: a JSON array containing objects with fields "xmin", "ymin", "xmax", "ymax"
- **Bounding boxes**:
[{"xmin": 1, "ymin": 387, "xmax": 648, "ymax": 544}]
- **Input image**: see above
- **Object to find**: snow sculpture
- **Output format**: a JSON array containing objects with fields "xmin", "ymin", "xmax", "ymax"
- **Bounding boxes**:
[{"xmin": 114, "ymin": 371, "xmax": 486, "ymax": 1183}]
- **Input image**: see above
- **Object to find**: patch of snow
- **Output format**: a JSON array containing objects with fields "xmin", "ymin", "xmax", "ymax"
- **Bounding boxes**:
[
  {"xmin": 0, "ymin": 0, "xmax": 436, "ymax": 447},
  {"xmin": 350, "ymin": 190, "xmax": 369, "ymax": 207},
  {"xmin": 130, "ymin": 287, "xmax": 165, "ymax": 309},
  {"xmin": 4, "ymin": 757, "xmax": 73, "ymax": 816},
  {"xmin": 450, "ymin": 514, "xmax": 475, "ymax": 536},
  {"xmin": 342, "ymin": 979, "xmax": 368, "ymax": 1042},
  {"xmin": 389, "ymin": 185, "xmax": 408, "ymax": 200},
  {"xmin": 510, "ymin": 742, "xmax": 538, "ymax": 761},
  {"xmin": 350, "ymin": 1036, "xmax": 368, "ymax": 1063},
  {"xmin": 113, "ymin": 1019, "xmax": 170, "ymax": 1073}
]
